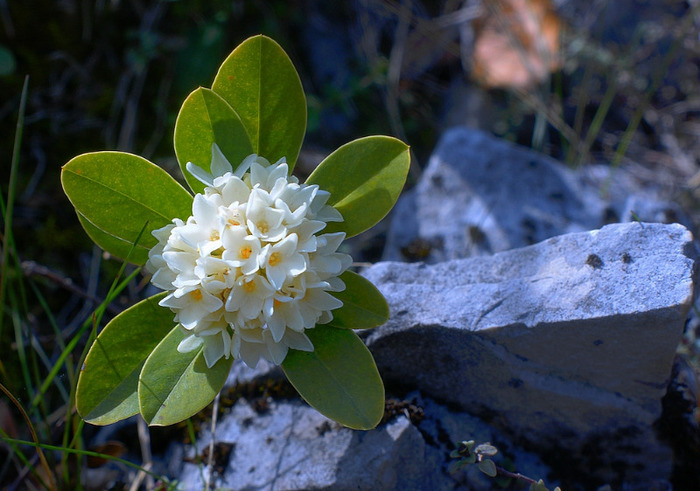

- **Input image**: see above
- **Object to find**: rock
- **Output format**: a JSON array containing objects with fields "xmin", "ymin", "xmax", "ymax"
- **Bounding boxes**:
[
  {"xmin": 364, "ymin": 221, "xmax": 696, "ymax": 486},
  {"xmin": 174, "ymin": 391, "xmax": 552, "ymax": 491},
  {"xmin": 383, "ymin": 128, "xmax": 604, "ymax": 262},
  {"xmin": 169, "ymin": 222, "xmax": 693, "ymax": 489},
  {"xmin": 383, "ymin": 127, "xmax": 691, "ymax": 263},
  {"xmin": 175, "ymin": 398, "xmax": 430, "ymax": 490}
]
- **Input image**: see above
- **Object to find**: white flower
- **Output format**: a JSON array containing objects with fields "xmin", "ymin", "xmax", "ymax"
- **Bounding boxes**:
[
  {"xmin": 147, "ymin": 144, "xmax": 351, "ymax": 368},
  {"xmin": 245, "ymin": 188, "xmax": 287, "ymax": 242},
  {"xmin": 225, "ymin": 273, "xmax": 275, "ymax": 320},
  {"xmin": 221, "ymin": 227, "xmax": 262, "ymax": 275},
  {"xmin": 159, "ymin": 287, "xmax": 223, "ymax": 330},
  {"xmin": 177, "ymin": 194, "xmax": 223, "ymax": 256},
  {"xmin": 263, "ymin": 233, "xmax": 306, "ymax": 290},
  {"xmin": 147, "ymin": 223, "xmax": 178, "ymax": 290},
  {"xmin": 310, "ymin": 232, "xmax": 353, "ymax": 278},
  {"xmin": 195, "ymin": 256, "xmax": 236, "ymax": 294},
  {"xmin": 177, "ymin": 317, "xmax": 232, "ymax": 369}
]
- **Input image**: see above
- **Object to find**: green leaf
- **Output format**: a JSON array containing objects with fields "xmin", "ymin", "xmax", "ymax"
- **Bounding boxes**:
[
  {"xmin": 174, "ymin": 87, "xmax": 253, "ymax": 194},
  {"xmin": 478, "ymin": 459, "xmax": 498, "ymax": 478},
  {"xmin": 281, "ymin": 325, "xmax": 384, "ymax": 430},
  {"xmin": 306, "ymin": 136, "xmax": 410, "ymax": 238},
  {"xmin": 475, "ymin": 443, "xmax": 498, "ymax": 457},
  {"xmin": 138, "ymin": 326, "xmax": 233, "ymax": 426},
  {"xmin": 76, "ymin": 293, "xmax": 173, "ymax": 425},
  {"xmin": 529, "ymin": 480, "xmax": 551, "ymax": 491},
  {"xmin": 211, "ymin": 35, "xmax": 306, "ymax": 169},
  {"xmin": 448, "ymin": 459, "xmax": 470, "ymax": 474},
  {"xmin": 450, "ymin": 440, "xmax": 475, "ymax": 460},
  {"xmin": 77, "ymin": 213, "xmax": 150, "ymax": 265},
  {"xmin": 327, "ymin": 271, "xmax": 388, "ymax": 329},
  {"xmin": 61, "ymin": 152, "xmax": 193, "ymax": 264}
]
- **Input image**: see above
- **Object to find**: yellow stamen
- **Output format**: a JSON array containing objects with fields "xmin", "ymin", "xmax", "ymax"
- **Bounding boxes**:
[
  {"xmin": 240, "ymin": 246, "xmax": 252, "ymax": 260},
  {"xmin": 243, "ymin": 281, "xmax": 256, "ymax": 293},
  {"xmin": 210, "ymin": 230, "xmax": 220, "ymax": 241},
  {"xmin": 189, "ymin": 290, "xmax": 203, "ymax": 301},
  {"xmin": 269, "ymin": 252, "xmax": 282, "ymax": 267},
  {"xmin": 258, "ymin": 221, "xmax": 269, "ymax": 234}
]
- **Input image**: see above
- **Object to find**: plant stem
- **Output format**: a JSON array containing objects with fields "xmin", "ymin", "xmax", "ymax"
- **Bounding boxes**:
[
  {"xmin": 495, "ymin": 464, "xmax": 538, "ymax": 485},
  {"xmin": 205, "ymin": 391, "xmax": 222, "ymax": 491}
]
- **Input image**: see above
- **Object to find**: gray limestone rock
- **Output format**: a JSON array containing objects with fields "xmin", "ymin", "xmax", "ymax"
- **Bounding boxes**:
[
  {"xmin": 364, "ymin": 221, "xmax": 696, "ymax": 485},
  {"xmin": 168, "ymin": 221, "xmax": 693, "ymax": 490},
  {"xmin": 176, "ymin": 399, "xmax": 429, "ymax": 491},
  {"xmin": 383, "ymin": 128, "xmax": 604, "ymax": 262},
  {"xmin": 383, "ymin": 127, "xmax": 690, "ymax": 263},
  {"xmin": 174, "ymin": 392, "xmax": 552, "ymax": 491}
]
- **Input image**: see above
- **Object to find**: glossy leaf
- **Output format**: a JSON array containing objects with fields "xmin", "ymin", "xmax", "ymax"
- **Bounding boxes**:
[
  {"xmin": 138, "ymin": 326, "xmax": 233, "ymax": 426},
  {"xmin": 77, "ymin": 213, "xmax": 150, "ymax": 265},
  {"xmin": 211, "ymin": 35, "xmax": 306, "ymax": 169},
  {"xmin": 76, "ymin": 293, "xmax": 173, "ymax": 425},
  {"xmin": 282, "ymin": 326, "xmax": 384, "ymax": 430},
  {"xmin": 327, "ymin": 271, "xmax": 388, "ymax": 329},
  {"xmin": 61, "ymin": 152, "xmax": 193, "ymax": 264},
  {"xmin": 306, "ymin": 136, "xmax": 410, "ymax": 238},
  {"xmin": 174, "ymin": 87, "xmax": 253, "ymax": 194}
]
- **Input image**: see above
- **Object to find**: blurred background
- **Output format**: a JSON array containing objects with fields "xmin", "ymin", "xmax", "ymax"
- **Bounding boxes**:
[{"xmin": 2, "ymin": 0, "xmax": 700, "ymax": 487}]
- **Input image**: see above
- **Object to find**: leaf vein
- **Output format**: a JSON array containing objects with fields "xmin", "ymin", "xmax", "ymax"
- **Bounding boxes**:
[{"xmin": 65, "ymin": 169, "xmax": 183, "ymax": 221}]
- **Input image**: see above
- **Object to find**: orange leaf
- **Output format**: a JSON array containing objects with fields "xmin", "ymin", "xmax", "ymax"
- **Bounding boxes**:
[
  {"xmin": 86, "ymin": 441, "xmax": 127, "ymax": 468},
  {"xmin": 472, "ymin": 0, "xmax": 562, "ymax": 90}
]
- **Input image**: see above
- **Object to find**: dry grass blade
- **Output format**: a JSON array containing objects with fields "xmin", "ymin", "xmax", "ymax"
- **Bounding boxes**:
[
  {"xmin": 205, "ymin": 391, "xmax": 222, "ymax": 491},
  {"xmin": 0, "ymin": 381, "xmax": 56, "ymax": 490}
]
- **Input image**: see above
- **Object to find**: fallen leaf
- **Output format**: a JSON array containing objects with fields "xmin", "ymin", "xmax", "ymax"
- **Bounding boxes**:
[
  {"xmin": 472, "ymin": 0, "xmax": 562, "ymax": 89},
  {"xmin": 86, "ymin": 441, "xmax": 127, "ymax": 468}
]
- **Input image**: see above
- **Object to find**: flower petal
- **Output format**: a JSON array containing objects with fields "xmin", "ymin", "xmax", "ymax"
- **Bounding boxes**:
[
  {"xmin": 186, "ymin": 161, "xmax": 215, "ymax": 186},
  {"xmin": 177, "ymin": 333, "xmax": 203, "ymax": 353},
  {"xmin": 210, "ymin": 143, "xmax": 234, "ymax": 178}
]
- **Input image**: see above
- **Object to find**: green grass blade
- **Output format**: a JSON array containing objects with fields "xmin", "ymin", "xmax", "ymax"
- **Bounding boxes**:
[
  {"xmin": 0, "ymin": 436, "xmax": 169, "ymax": 483},
  {"xmin": 0, "ymin": 427, "xmax": 49, "ymax": 490},
  {"xmin": 0, "ymin": 75, "xmax": 29, "ymax": 342},
  {"xmin": 30, "ymin": 265, "xmax": 143, "ymax": 409},
  {"xmin": 609, "ymin": 2, "xmax": 700, "ymax": 172}
]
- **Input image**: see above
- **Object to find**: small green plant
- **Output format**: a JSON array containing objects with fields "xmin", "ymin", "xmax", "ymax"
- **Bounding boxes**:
[
  {"xmin": 61, "ymin": 35, "xmax": 410, "ymax": 430},
  {"xmin": 450, "ymin": 440, "xmax": 561, "ymax": 491}
]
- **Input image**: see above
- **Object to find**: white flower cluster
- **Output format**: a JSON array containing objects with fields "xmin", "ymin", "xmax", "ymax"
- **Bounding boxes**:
[{"xmin": 147, "ymin": 145, "xmax": 351, "ymax": 368}]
